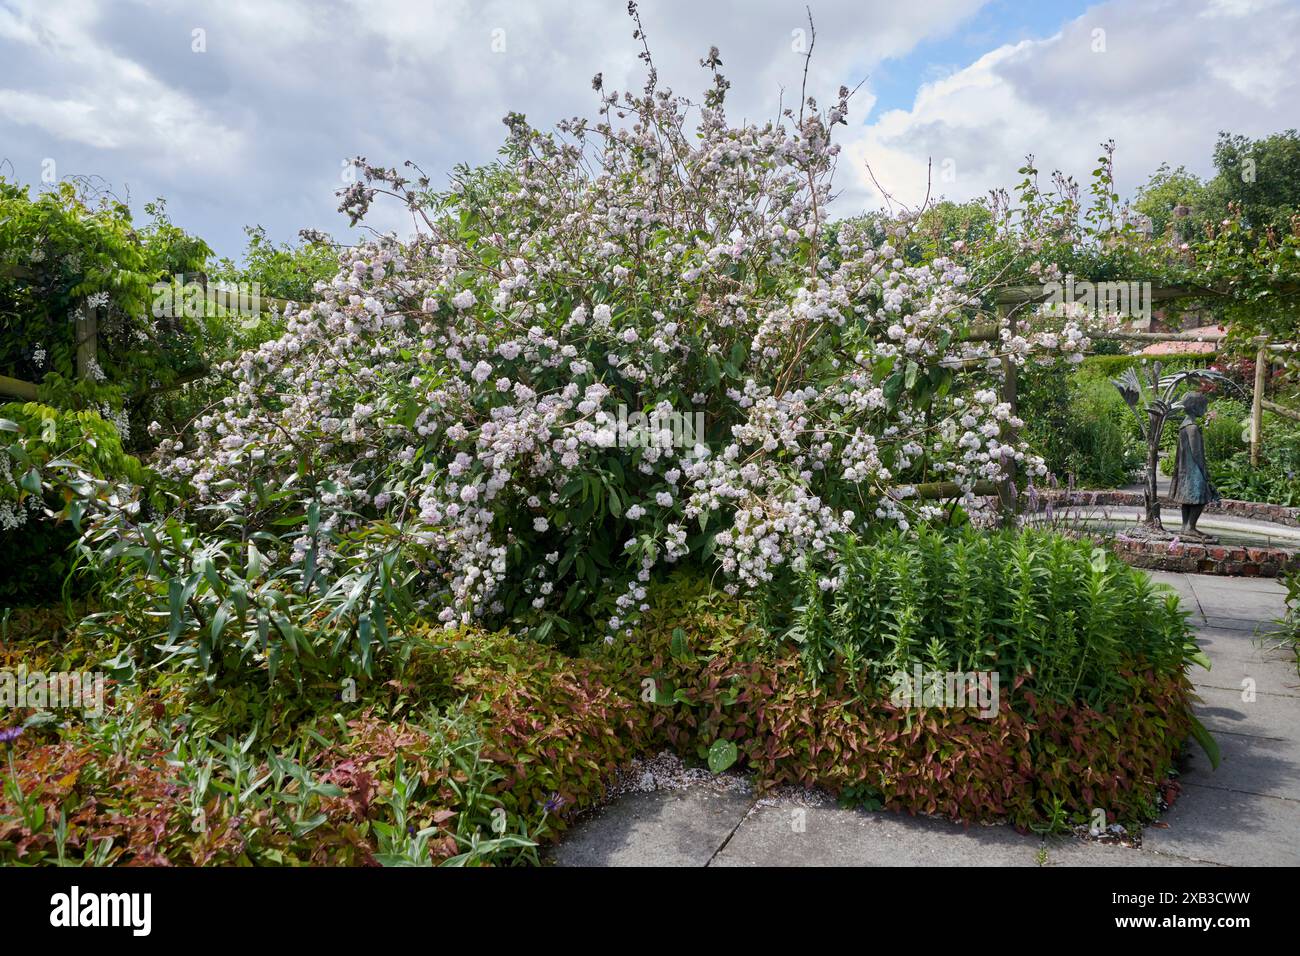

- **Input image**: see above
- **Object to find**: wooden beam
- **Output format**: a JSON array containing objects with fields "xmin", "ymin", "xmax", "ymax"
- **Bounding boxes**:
[
  {"xmin": 1263, "ymin": 399, "xmax": 1300, "ymax": 423},
  {"xmin": 991, "ymin": 283, "xmax": 1205, "ymax": 306},
  {"xmin": 1094, "ymin": 329, "xmax": 1224, "ymax": 343},
  {"xmin": 0, "ymin": 375, "xmax": 39, "ymax": 401},
  {"xmin": 75, "ymin": 306, "xmax": 98, "ymax": 381},
  {"xmin": 909, "ymin": 480, "xmax": 1000, "ymax": 500}
]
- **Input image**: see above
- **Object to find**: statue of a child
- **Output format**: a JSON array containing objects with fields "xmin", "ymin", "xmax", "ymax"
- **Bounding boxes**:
[{"xmin": 1168, "ymin": 391, "xmax": 1220, "ymax": 539}]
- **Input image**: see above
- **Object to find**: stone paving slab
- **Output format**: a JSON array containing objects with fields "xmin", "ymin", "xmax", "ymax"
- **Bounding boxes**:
[
  {"xmin": 547, "ymin": 787, "xmax": 752, "ymax": 867},
  {"xmin": 1191, "ymin": 590, "xmax": 1287, "ymax": 623},
  {"xmin": 1191, "ymin": 639, "xmax": 1299, "ymax": 698},
  {"xmin": 1203, "ymin": 615, "xmax": 1277, "ymax": 632},
  {"xmin": 1192, "ymin": 683, "xmax": 1296, "ymax": 740},
  {"xmin": 1179, "ymin": 729, "xmax": 1300, "ymax": 801},
  {"xmin": 712, "ymin": 804, "xmax": 1041, "ymax": 867},
  {"xmin": 1190, "ymin": 629, "xmax": 1294, "ymax": 671},
  {"xmin": 1142, "ymin": 784, "xmax": 1300, "ymax": 867},
  {"xmin": 1038, "ymin": 839, "xmax": 1216, "ymax": 867},
  {"xmin": 1150, "ymin": 570, "xmax": 1288, "ymax": 630}
]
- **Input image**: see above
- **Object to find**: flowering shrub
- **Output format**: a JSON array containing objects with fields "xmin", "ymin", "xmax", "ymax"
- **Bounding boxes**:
[{"xmin": 106, "ymin": 33, "xmax": 1088, "ymax": 675}]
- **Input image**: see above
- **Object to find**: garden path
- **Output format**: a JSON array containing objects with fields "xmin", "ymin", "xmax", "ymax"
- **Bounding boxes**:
[{"xmin": 549, "ymin": 571, "xmax": 1300, "ymax": 867}]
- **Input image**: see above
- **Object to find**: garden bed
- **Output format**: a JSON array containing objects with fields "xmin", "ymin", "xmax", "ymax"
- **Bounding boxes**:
[{"xmin": 0, "ymin": 530, "xmax": 1211, "ymax": 865}]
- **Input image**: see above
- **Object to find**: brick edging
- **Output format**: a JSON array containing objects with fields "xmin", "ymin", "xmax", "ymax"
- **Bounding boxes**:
[
  {"xmin": 972, "ymin": 489, "xmax": 1300, "ymax": 577},
  {"xmin": 1027, "ymin": 489, "xmax": 1300, "ymax": 527}
]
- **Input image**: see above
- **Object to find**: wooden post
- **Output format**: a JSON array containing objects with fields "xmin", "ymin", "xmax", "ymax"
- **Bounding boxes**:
[
  {"xmin": 1250, "ymin": 341, "xmax": 1267, "ymax": 467},
  {"xmin": 75, "ymin": 305, "xmax": 99, "ymax": 381}
]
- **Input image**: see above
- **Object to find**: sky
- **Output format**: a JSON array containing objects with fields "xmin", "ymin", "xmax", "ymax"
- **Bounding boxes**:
[{"xmin": 1, "ymin": 0, "xmax": 1296, "ymax": 261}]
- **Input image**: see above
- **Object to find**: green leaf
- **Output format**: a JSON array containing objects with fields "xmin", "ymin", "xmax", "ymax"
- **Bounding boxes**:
[
  {"xmin": 669, "ymin": 627, "xmax": 691, "ymax": 660},
  {"xmin": 211, "ymin": 602, "xmax": 231, "ymax": 643},
  {"xmin": 168, "ymin": 579, "xmax": 184, "ymax": 642},
  {"xmin": 19, "ymin": 468, "xmax": 41, "ymax": 494},
  {"xmin": 1188, "ymin": 714, "xmax": 1221, "ymax": 770},
  {"xmin": 707, "ymin": 739, "xmax": 738, "ymax": 775}
]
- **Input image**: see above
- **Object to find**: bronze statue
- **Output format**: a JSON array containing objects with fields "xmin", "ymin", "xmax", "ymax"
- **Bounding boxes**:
[
  {"xmin": 1112, "ymin": 364, "xmax": 1241, "ymax": 538},
  {"xmin": 1168, "ymin": 391, "xmax": 1219, "ymax": 539}
]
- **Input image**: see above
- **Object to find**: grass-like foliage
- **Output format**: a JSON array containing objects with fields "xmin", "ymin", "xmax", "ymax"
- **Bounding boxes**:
[{"xmin": 795, "ymin": 526, "xmax": 1197, "ymax": 709}]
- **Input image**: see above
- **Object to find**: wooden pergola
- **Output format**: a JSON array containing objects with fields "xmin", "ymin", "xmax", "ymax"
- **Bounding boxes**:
[
  {"xmin": 0, "ymin": 268, "xmax": 296, "ymax": 403},
  {"xmin": 907, "ymin": 283, "xmax": 1297, "ymax": 506}
]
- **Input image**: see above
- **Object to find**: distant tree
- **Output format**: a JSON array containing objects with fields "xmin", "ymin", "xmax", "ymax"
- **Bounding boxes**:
[
  {"xmin": 1204, "ymin": 129, "xmax": 1300, "ymax": 233},
  {"xmin": 210, "ymin": 225, "xmax": 338, "ymax": 302},
  {"xmin": 910, "ymin": 199, "xmax": 994, "ymax": 260},
  {"xmin": 1131, "ymin": 163, "xmax": 1209, "ymax": 240}
]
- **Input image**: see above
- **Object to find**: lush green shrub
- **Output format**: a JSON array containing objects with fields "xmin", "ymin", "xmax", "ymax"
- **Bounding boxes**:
[
  {"xmin": 1, "ymin": 403, "xmax": 149, "ymax": 604},
  {"xmin": 609, "ymin": 567, "xmax": 1198, "ymax": 828},
  {"xmin": 0, "ymin": 624, "xmax": 645, "ymax": 865},
  {"xmin": 792, "ymin": 526, "xmax": 1196, "ymax": 709},
  {"xmin": 0, "ymin": 182, "xmax": 210, "ymax": 418},
  {"xmin": 0, "ymin": 700, "xmax": 544, "ymax": 866},
  {"xmin": 209, "ymin": 225, "xmax": 338, "ymax": 303},
  {"xmin": 1021, "ymin": 365, "xmax": 1143, "ymax": 488},
  {"xmin": 2, "ymin": 539, "xmax": 1206, "ymax": 862},
  {"xmin": 1210, "ymin": 415, "xmax": 1300, "ymax": 504},
  {"xmin": 1281, "ymin": 570, "xmax": 1300, "ymax": 675}
]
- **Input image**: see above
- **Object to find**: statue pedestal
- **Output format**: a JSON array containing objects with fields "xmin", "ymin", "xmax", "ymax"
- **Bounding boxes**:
[{"xmin": 1126, "ymin": 518, "xmax": 1177, "ymax": 542}]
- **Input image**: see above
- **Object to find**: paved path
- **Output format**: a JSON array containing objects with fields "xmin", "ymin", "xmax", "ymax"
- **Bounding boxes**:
[{"xmin": 550, "ymin": 571, "xmax": 1299, "ymax": 866}]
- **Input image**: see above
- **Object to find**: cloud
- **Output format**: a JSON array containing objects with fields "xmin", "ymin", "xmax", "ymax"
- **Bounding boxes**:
[
  {"xmin": 0, "ymin": 0, "xmax": 246, "ymax": 174},
  {"xmin": 1, "ymin": 0, "xmax": 997, "ymax": 254},
  {"xmin": 1, "ymin": 0, "xmax": 1294, "ymax": 258},
  {"xmin": 840, "ymin": 0, "xmax": 1300, "ymax": 212}
]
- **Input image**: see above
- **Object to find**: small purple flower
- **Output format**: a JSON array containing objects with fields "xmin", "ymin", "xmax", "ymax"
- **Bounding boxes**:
[
  {"xmin": 0, "ymin": 726, "xmax": 22, "ymax": 746},
  {"xmin": 544, "ymin": 792, "xmax": 566, "ymax": 813}
]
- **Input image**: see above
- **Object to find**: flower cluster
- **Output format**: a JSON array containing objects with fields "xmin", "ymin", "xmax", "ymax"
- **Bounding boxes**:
[{"xmin": 146, "ymin": 43, "xmax": 1084, "ymax": 646}]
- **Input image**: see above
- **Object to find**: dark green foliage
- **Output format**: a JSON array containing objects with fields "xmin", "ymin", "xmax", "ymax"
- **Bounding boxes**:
[
  {"xmin": 1210, "ymin": 415, "xmax": 1300, "ymax": 505},
  {"xmin": 3, "ymin": 541, "xmax": 1205, "ymax": 862},
  {"xmin": 795, "ymin": 526, "xmax": 1196, "ymax": 710},
  {"xmin": 0, "ymin": 182, "xmax": 211, "ymax": 411},
  {"xmin": 1, "ymin": 402, "xmax": 150, "ymax": 604},
  {"xmin": 1021, "ymin": 366, "xmax": 1144, "ymax": 488},
  {"xmin": 612, "ymin": 572, "xmax": 1196, "ymax": 828},
  {"xmin": 209, "ymin": 225, "xmax": 338, "ymax": 303},
  {"xmin": 1281, "ymin": 570, "xmax": 1300, "ymax": 675},
  {"xmin": 0, "ymin": 520, "xmax": 79, "ymax": 606}
]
